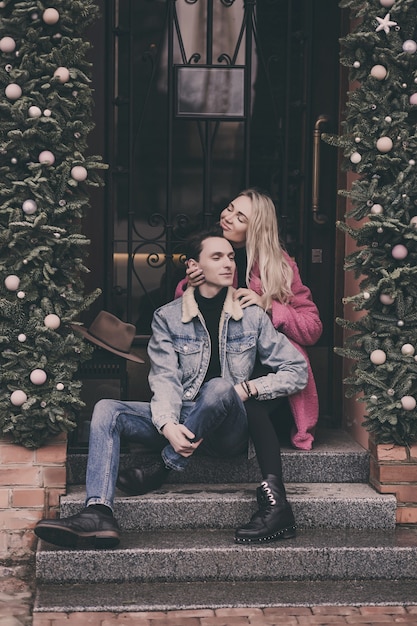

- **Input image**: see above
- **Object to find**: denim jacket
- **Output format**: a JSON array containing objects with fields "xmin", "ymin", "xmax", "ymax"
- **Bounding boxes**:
[{"xmin": 148, "ymin": 286, "xmax": 308, "ymax": 433}]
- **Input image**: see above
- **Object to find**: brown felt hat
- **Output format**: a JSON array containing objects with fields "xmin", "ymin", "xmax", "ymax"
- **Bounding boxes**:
[{"xmin": 71, "ymin": 310, "xmax": 144, "ymax": 363}]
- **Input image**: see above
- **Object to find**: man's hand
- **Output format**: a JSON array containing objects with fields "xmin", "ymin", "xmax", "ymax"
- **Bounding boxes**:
[{"xmin": 162, "ymin": 422, "xmax": 203, "ymax": 457}]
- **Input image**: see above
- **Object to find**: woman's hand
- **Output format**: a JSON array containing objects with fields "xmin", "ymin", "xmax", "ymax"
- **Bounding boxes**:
[
  {"xmin": 186, "ymin": 266, "xmax": 205, "ymax": 288},
  {"xmin": 233, "ymin": 288, "xmax": 265, "ymax": 309}
]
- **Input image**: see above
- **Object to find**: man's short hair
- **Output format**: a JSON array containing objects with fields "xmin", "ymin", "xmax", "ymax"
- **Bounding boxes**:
[{"xmin": 184, "ymin": 226, "xmax": 224, "ymax": 261}]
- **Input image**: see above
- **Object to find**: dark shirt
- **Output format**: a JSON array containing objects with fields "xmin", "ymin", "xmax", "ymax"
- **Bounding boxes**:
[{"xmin": 195, "ymin": 287, "xmax": 227, "ymax": 382}]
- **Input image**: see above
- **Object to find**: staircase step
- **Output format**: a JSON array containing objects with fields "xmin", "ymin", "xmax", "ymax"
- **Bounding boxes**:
[
  {"xmin": 34, "ymin": 578, "xmax": 417, "ymax": 613},
  {"xmin": 61, "ymin": 482, "xmax": 396, "ymax": 531},
  {"xmin": 35, "ymin": 527, "xmax": 417, "ymax": 584},
  {"xmin": 66, "ymin": 428, "xmax": 370, "ymax": 485}
]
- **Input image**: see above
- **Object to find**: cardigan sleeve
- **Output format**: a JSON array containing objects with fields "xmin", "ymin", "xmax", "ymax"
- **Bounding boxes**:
[{"xmin": 269, "ymin": 255, "xmax": 322, "ymax": 346}]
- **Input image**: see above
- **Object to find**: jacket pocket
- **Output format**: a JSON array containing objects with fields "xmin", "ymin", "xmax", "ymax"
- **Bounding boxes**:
[
  {"xmin": 172, "ymin": 337, "xmax": 203, "ymax": 381},
  {"xmin": 226, "ymin": 334, "xmax": 257, "ymax": 378}
]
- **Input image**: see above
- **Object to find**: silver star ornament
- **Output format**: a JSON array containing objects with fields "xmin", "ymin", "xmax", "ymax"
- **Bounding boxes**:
[{"xmin": 375, "ymin": 13, "xmax": 398, "ymax": 34}]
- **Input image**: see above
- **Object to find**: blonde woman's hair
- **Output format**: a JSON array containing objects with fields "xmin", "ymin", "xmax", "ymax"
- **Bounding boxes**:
[{"xmin": 238, "ymin": 188, "xmax": 293, "ymax": 308}]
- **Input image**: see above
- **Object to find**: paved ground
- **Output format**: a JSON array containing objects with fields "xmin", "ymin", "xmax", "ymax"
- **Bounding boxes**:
[{"xmin": 2, "ymin": 562, "xmax": 417, "ymax": 626}]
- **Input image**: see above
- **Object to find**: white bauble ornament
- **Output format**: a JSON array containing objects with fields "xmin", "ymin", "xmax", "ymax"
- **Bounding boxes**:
[
  {"xmin": 380, "ymin": 293, "xmax": 394, "ymax": 305},
  {"xmin": 371, "ymin": 203, "xmax": 383, "ymax": 214},
  {"xmin": 409, "ymin": 159, "xmax": 416, "ymax": 166},
  {"xmin": 370, "ymin": 349, "xmax": 386, "ymax": 365},
  {"xmin": 22, "ymin": 199, "xmax": 37, "ymax": 215},
  {"xmin": 397, "ymin": 320, "xmax": 405, "ymax": 327},
  {"xmin": 0, "ymin": 2, "xmax": 6, "ymax": 8},
  {"xmin": 56, "ymin": 383, "xmax": 64, "ymax": 391},
  {"xmin": 380, "ymin": 0, "xmax": 395, "ymax": 6},
  {"xmin": 370, "ymin": 64, "xmax": 387, "ymax": 80},
  {"xmin": 42, "ymin": 7, "xmax": 59, "ymax": 24},
  {"xmin": 38, "ymin": 150, "xmax": 55, "ymax": 165},
  {"xmin": 350, "ymin": 151, "xmax": 362, "ymax": 164},
  {"xmin": 385, "ymin": 116, "xmax": 392, "ymax": 123},
  {"xmin": 44, "ymin": 313, "xmax": 60, "ymax": 329},
  {"xmin": 5, "ymin": 83, "xmax": 22, "ymax": 100},
  {"xmin": 17, "ymin": 333, "xmax": 26, "ymax": 342},
  {"xmin": 17, "ymin": 291, "xmax": 25, "ymax": 299},
  {"xmin": 401, "ymin": 396, "xmax": 416, "ymax": 411},
  {"xmin": 11, "ymin": 157, "xmax": 17, "ymax": 164},
  {"xmin": 370, "ymin": 395, "xmax": 378, "ymax": 404},
  {"xmin": 10, "ymin": 390, "xmax": 27, "ymax": 406},
  {"xmin": 4, "ymin": 274, "xmax": 20, "ymax": 291},
  {"xmin": 392, "ymin": 244, "xmax": 408, "ymax": 259},
  {"xmin": 53, "ymin": 66, "xmax": 70, "ymax": 83},
  {"xmin": 43, "ymin": 109, "xmax": 52, "ymax": 117},
  {"xmin": 30, "ymin": 369, "xmax": 47, "ymax": 385},
  {"xmin": 28, "ymin": 105, "xmax": 42, "ymax": 118},
  {"xmin": 410, "ymin": 216, "xmax": 417, "ymax": 227},
  {"xmin": 353, "ymin": 61, "xmax": 360, "ymax": 68},
  {"xmin": 70, "ymin": 165, "xmax": 88, "ymax": 181},
  {"xmin": 0, "ymin": 36, "xmax": 16, "ymax": 53},
  {"xmin": 376, "ymin": 136, "xmax": 393, "ymax": 152},
  {"xmin": 363, "ymin": 291, "xmax": 370, "ymax": 300},
  {"xmin": 401, "ymin": 344, "xmax": 415, "ymax": 356},
  {"xmin": 403, "ymin": 40, "xmax": 417, "ymax": 54},
  {"xmin": 410, "ymin": 93, "xmax": 417, "ymax": 105}
]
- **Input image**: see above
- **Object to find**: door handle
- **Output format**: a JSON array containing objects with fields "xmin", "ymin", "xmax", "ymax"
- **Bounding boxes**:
[{"xmin": 312, "ymin": 115, "xmax": 329, "ymax": 225}]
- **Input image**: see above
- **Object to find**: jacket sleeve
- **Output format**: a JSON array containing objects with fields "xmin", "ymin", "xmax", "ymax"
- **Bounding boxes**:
[
  {"xmin": 147, "ymin": 308, "xmax": 184, "ymax": 433},
  {"xmin": 251, "ymin": 309, "xmax": 309, "ymax": 401},
  {"xmin": 269, "ymin": 255, "xmax": 322, "ymax": 347}
]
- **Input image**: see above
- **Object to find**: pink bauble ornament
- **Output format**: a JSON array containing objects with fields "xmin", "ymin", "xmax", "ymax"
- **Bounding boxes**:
[
  {"xmin": 370, "ymin": 349, "xmax": 386, "ymax": 365},
  {"xmin": 38, "ymin": 150, "xmax": 55, "ymax": 165},
  {"xmin": 43, "ymin": 109, "xmax": 52, "ymax": 117},
  {"xmin": 30, "ymin": 369, "xmax": 47, "ymax": 385},
  {"xmin": 370, "ymin": 64, "xmax": 387, "ymax": 80},
  {"xmin": 44, "ymin": 313, "xmax": 60, "ymax": 329},
  {"xmin": 410, "ymin": 216, "xmax": 417, "ymax": 227},
  {"xmin": 5, "ymin": 83, "xmax": 22, "ymax": 100},
  {"xmin": 401, "ymin": 344, "xmax": 415, "ymax": 356},
  {"xmin": 392, "ymin": 244, "xmax": 408, "ymax": 259},
  {"xmin": 56, "ymin": 383, "xmax": 64, "ymax": 391},
  {"xmin": 403, "ymin": 40, "xmax": 417, "ymax": 54},
  {"xmin": 17, "ymin": 291, "xmax": 25, "ymax": 299},
  {"xmin": 380, "ymin": 0, "xmax": 395, "ymax": 6},
  {"xmin": 42, "ymin": 7, "xmax": 59, "ymax": 24},
  {"xmin": 380, "ymin": 293, "xmax": 394, "ymax": 305},
  {"xmin": 350, "ymin": 151, "xmax": 362, "ymax": 164},
  {"xmin": 410, "ymin": 93, "xmax": 417, "ymax": 105},
  {"xmin": 376, "ymin": 136, "xmax": 393, "ymax": 153},
  {"xmin": 28, "ymin": 105, "xmax": 42, "ymax": 118},
  {"xmin": 10, "ymin": 390, "xmax": 27, "ymax": 406},
  {"xmin": 371, "ymin": 204, "xmax": 383, "ymax": 214},
  {"xmin": 53, "ymin": 66, "xmax": 70, "ymax": 83},
  {"xmin": 17, "ymin": 333, "xmax": 26, "ymax": 342},
  {"xmin": 401, "ymin": 396, "xmax": 416, "ymax": 411},
  {"xmin": 4, "ymin": 275, "xmax": 20, "ymax": 291},
  {"xmin": 22, "ymin": 199, "xmax": 37, "ymax": 215},
  {"xmin": 70, "ymin": 165, "xmax": 88, "ymax": 181},
  {"xmin": 0, "ymin": 36, "xmax": 16, "ymax": 52}
]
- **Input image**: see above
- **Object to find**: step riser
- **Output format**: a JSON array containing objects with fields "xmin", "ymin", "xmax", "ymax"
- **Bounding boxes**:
[
  {"xmin": 36, "ymin": 545, "xmax": 417, "ymax": 584},
  {"xmin": 67, "ymin": 450, "xmax": 370, "ymax": 485}
]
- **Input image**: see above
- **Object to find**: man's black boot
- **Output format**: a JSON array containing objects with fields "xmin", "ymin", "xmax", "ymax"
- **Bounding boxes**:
[
  {"xmin": 116, "ymin": 462, "xmax": 170, "ymax": 496},
  {"xmin": 34, "ymin": 506, "xmax": 120, "ymax": 549},
  {"xmin": 234, "ymin": 474, "xmax": 296, "ymax": 543}
]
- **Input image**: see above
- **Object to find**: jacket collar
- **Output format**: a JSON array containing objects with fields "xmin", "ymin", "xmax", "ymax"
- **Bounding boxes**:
[{"xmin": 181, "ymin": 286, "xmax": 243, "ymax": 323}]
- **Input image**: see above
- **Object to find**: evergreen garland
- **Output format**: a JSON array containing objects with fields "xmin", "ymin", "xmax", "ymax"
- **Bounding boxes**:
[
  {"xmin": 323, "ymin": 0, "xmax": 417, "ymax": 444},
  {"xmin": 0, "ymin": 1, "xmax": 105, "ymax": 448}
]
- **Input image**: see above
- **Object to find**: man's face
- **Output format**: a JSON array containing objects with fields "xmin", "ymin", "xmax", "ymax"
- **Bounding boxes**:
[{"xmin": 189, "ymin": 237, "xmax": 235, "ymax": 290}]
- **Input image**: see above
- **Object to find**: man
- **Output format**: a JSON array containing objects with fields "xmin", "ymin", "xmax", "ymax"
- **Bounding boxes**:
[{"xmin": 34, "ymin": 230, "xmax": 308, "ymax": 549}]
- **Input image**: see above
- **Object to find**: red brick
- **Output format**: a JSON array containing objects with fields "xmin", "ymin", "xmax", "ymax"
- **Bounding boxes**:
[
  {"xmin": 377, "ymin": 464, "xmax": 417, "ymax": 483},
  {"xmin": 36, "ymin": 444, "xmax": 67, "ymax": 464},
  {"xmin": 374, "ymin": 444, "xmax": 408, "ymax": 462},
  {"xmin": 396, "ymin": 505, "xmax": 417, "ymax": 524},
  {"xmin": 375, "ymin": 483, "xmax": 417, "ymax": 503},
  {"xmin": 12, "ymin": 488, "xmax": 45, "ymax": 507},
  {"xmin": 0, "ymin": 508, "xmax": 43, "ymax": 530},
  {"xmin": 42, "ymin": 466, "xmax": 67, "ymax": 488},
  {"xmin": 0, "ymin": 467, "xmax": 41, "ymax": 487},
  {"xmin": 0, "ymin": 488, "xmax": 10, "ymax": 508},
  {"xmin": 359, "ymin": 606, "xmax": 406, "ymax": 615},
  {"xmin": 0, "ymin": 444, "xmax": 36, "ymax": 464}
]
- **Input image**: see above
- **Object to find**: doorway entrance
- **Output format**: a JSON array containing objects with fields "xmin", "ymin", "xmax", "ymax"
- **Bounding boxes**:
[{"xmin": 84, "ymin": 0, "xmax": 343, "ymax": 432}]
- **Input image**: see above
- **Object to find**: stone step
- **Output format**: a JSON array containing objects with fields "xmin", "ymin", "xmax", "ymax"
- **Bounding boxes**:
[
  {"xmin": 34, "ymin": 578, "xmax": 417, "ymax": 613},
  {"xmin": 36, "ymin": 527, "xmax": 417, "ymax": 585},
  {"xmin": 61, "ymin": 482, "xmax": 396, "ymax": 531},
  {"xmin": 66, "ymin": 428, "xmax": 370, "ymax": 485}
]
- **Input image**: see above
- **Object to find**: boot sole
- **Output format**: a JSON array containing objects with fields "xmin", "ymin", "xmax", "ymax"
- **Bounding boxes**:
[
  {"xmin": 35, "ymin": 523, "xmax": 120, "ymax": 549},
  {"xmin": 234, "ymin": 525, "xmax": 297, "ymax": 544}
]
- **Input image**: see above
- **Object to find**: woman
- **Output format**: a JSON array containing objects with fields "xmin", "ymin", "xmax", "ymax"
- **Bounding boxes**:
[
  {"xmin": 176, "ymin": 188, "xmax": 322, "ymax": 451},
  {"xmin": 175, "ymin": 189, "xmax": 322, "ymax": 543}
]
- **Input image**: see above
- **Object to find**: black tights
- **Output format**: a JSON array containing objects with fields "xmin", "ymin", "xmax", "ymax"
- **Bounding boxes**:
[{"xmin": 245, "ymin": 397, "xmax": 291, "ymax": 480}]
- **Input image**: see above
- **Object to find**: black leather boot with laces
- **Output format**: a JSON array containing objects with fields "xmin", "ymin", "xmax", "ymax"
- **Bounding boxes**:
[{"xmin": 234, "ymin": 474, "xmax": 296, "ymax": 543}]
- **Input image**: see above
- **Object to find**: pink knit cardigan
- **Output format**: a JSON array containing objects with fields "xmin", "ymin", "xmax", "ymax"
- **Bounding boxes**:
[{"xmin": 174, "ymin": 252, "xmax": 322, "ymax": 450}]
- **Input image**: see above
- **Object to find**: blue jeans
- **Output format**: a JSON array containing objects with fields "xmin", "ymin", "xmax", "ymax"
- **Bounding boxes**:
[{"xmin": 85, "ymin": 378, "xmax": 248, "ymax": 509}]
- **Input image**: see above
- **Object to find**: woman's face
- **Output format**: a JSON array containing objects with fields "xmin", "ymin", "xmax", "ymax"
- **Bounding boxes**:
[{"xmin": 219, "ymin": 195, "xmax": 253, "ymax": 248}]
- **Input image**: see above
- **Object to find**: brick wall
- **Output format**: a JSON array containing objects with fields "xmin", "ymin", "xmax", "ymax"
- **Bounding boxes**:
[
  {"xmin": 369, "ymin": 437, "xmax": 417, "ymax": 524},
  {"xmin": 0, "ymin": 434, "xmax": 67, "ymax": 559}
]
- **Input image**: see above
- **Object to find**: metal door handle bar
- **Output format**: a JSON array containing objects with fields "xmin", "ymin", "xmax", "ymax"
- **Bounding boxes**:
[{"xmin": 312, "ymin": 115, "xmax": 329, "ymax": 225}]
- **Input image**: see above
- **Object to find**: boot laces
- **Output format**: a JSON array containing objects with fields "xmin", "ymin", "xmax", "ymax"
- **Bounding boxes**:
[{"xmin": 261, "ymin": 480, "xmax": 276, "ymax": 506}]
